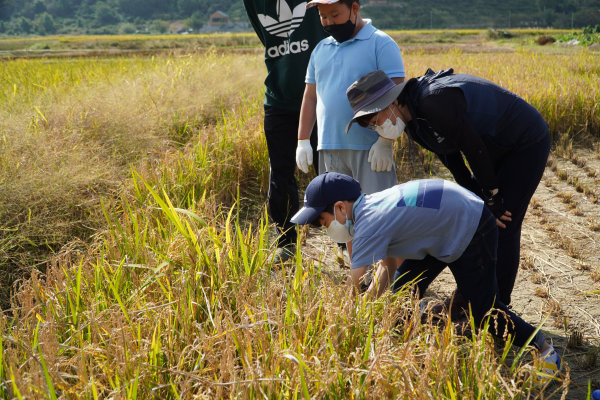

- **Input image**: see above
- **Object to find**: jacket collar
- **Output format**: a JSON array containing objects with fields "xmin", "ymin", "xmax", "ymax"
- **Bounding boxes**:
[{"xmin": 351, "ymin": 193, "xmax": 366, "ymax": 221}]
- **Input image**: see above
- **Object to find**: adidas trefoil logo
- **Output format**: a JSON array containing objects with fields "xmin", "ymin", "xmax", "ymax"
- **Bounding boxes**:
[
  {"xmin": 259, "ymin": 0, "xmax": 310, "ymax": 58},
  {"xmin": 258, "ymin": 0, "xmax": 307, "ymax": 38}
]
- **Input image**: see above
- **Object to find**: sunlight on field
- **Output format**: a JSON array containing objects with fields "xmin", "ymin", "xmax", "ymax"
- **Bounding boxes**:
[
  {"xmin": 386, "ymin": 28, "xmax": 575, "ymax": 35},
  {"xmin": 402, "ymin": 49, "xmax": 600, "ymax": 138},
  {"xmin": 0, "ymin": 32, "xmax": 258, "ymax": 43},
  {"xmin": 0, "ymin": 29, "xmax": 578, "ymax": 44},
  {"xmin": 0, "ymin": 51, "xmax": 265, "ymax": 284},
  {"xmin": 1, "ymin": 46, "xmax": 598, "ymax": 398},
  {"xmin": 0, "ymin": 96, "xmax": 566, "ymax": 398}
]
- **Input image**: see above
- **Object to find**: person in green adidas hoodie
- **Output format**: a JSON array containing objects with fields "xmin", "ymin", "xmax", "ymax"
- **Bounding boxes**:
[{"xmin": 243, "ymin": 0, "xmax": 328, "ymax": 263}]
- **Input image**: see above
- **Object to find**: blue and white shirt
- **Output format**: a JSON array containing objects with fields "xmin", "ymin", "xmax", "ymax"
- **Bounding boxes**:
[
  {"xmin": 306, "ymin": 20, "xmax": 405, "ymax": 151},
  {"xmin": 350, "ymin": 179, "xmax": 484, "ymax": 269}
]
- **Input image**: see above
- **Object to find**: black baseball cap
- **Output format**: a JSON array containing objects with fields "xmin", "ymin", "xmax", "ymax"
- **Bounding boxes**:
[
  {"xmin": 345, "ymin": 70, "xmax": 412, "ymax": 133},
  {"xmin": 291, "ymin": 172, "xmax": 362, "ymax": 225}
]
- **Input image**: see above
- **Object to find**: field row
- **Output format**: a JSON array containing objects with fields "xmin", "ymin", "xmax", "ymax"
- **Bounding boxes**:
[{"xmin": 0, "ymin": 29, "xmax": 577, "ymax": 44}]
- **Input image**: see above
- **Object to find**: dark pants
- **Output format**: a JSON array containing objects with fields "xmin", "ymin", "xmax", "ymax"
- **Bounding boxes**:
[
  {"xmin": 494, "ymin": 133, "xmax": 551, "ymax": 304},
  {"xmin": 264, "ymin": 105, "xmax": 319, "ymax": 248},
  {"xmin": 392, "ymin": 206, "xmax": 546, "ymax": 349}
]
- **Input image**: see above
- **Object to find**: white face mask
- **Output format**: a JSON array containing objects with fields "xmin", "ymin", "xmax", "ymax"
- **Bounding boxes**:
[
  {"xmin": 375, "ymin": 106, "xmax": 406, "ymax": 140},
  {"xmin": 326, "ymin": 207, "xmax": 354, "ymax": 244}
]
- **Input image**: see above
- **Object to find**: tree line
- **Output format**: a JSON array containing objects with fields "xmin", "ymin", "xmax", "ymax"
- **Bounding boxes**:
[
  {"xmin": 0, "ymin": 0, "xmax": 247, "ymax": 35},
  {"xmin": 0, "ymin": 0, "xmax": 598, "ymax": 36}
]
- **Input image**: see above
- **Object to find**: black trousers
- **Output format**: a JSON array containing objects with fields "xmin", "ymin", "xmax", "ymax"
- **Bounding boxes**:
[
  {"xmin": 494, "ymin": 133, "xmax": 551, "ymax": 305},
  {"xmin": 393, "ymin": 207, "xmax": 546, "ymax": 349},
  {"xmin": 264, "ymin": 105, "xmax": 318, "ymax": 248}
]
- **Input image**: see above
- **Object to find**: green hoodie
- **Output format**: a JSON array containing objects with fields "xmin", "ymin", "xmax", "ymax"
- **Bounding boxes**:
[{"xmin": 243, "ymin": 0, "xmax": 328, "ymax": 111}]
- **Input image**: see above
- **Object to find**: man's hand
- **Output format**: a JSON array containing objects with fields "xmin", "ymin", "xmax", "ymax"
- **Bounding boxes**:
[
  {"xmin": 348, "ymin": 266, "xmax": 367, "ymax": 297},
  {"xmin": 368, "ymin": 137, "xmax": 394, "ymax": 172},
  {"xmin": 348, "ymin": 258, "xmax": 398, "ymax": 300},
  {"xmin": 366, "ymin": 258, "xmax": 398, "ymax": 299},
  {"xmin": 296, "ymin": 140, "xmax": 313, "ymax": 174},
  {"xmin": 484, "ymin": 190, "xmax": 512, "ymax": 228},
  {"xmin": 496, "ymin": 210, "xmax": 512, "ymax": 228}
]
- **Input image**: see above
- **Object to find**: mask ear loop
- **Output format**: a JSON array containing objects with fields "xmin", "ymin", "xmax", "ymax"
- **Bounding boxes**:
[
  {"xmin": 389, "ymin": 106, "xmax": 399, "ymax": 125},
  {"xmin": 333, "ymin": 206, "xmax": 337, "ymax": 226},
  {"xmin": 333, "ymin": 205, "xmax": 343, "ymax": 225},
  {"xmin": 374, "ymin": 106, "xmax": 392, "ymax": 132},
  {"xmin": 350, "ymin": 4, "xmax": 357, "ymax": 25},
  {"xmin": 393, "ymin": 102, "xmax": 408, "ymax": 125},
  {"xmin": 344, "ymin": 207, "xmax": 353, "ymax": 236},
  {"xmin": 394, "ymin": 102, "xmax": 414, "ymax": 165}
]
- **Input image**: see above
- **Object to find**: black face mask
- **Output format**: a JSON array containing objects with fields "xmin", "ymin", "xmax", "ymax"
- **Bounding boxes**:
[{"xmin": 323, "ymin": 9, "xmax": 356, "ymax": 43}]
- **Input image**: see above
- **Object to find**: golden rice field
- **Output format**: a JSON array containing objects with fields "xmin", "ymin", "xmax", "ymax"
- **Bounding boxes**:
[
  {"xmin": 386, "ymin": 28, "xmax": 575, "ymax": 36},
  {"xmin": 0, "ymin": 33, "xmax": 258, "ymax": 44},
  {"xmin": 0, "ymin": 44, "xmax": 599, "ymax": 398},
  {"xmin": 0, "ymin": 29, "xmax": 578, "ymax": 55},
  {"xmin": 0, "ymin": 29, "xmax": 575, "ymax": 44}
]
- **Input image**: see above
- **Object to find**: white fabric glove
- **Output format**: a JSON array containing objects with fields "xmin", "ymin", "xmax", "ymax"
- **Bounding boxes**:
[
  {"xmin": 296, "ymin": 140, "xmax": 313, "ymax": 174},
  {"xmin": 368, "ymin": 137, "xmax": 394, "ymax": 172}
]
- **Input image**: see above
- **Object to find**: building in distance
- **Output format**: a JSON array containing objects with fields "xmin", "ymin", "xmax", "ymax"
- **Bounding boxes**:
[{"xmin": 210, "ymin": 11, "xmax": 230, "ymax": 26}]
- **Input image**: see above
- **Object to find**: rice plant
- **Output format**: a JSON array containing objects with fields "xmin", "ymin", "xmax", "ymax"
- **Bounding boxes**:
[
  {"xmin": 2, "ymin": 47, "xmax": 594, "ymax": 397},
  {"xmin": 0, "ymin": 32, "xmax": 258, "ymax": 44},
  {"xmin": 0, "ymin": 174, "xmax": 568, "ymax": 398},
  {"xmin": 401, "ymin": 50, "xmax": 600, "ymax": 140},
  {"xmin": 0, "ymin": 51, "xmax": 266, "ymax": 299}
]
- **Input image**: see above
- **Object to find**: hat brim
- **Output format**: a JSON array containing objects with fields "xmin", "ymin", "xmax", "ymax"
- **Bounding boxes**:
[
  {"xmin": 345, "ymin": 80, "xmax": 409, "ymax": 134},
  {"xmin": 290, "ymin": 205, "xmax": 327, "ymax": 225}
]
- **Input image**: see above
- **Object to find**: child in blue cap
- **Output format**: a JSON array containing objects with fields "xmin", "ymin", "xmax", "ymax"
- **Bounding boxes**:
[{"xmin": 292, "ymin": 172, "xmax": 562, "ymax": 388}]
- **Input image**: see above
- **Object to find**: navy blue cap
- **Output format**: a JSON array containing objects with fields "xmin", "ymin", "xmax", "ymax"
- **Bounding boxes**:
[{"xmin": 291, "ymin": 172, "xmax": 362, "ymax": 225}]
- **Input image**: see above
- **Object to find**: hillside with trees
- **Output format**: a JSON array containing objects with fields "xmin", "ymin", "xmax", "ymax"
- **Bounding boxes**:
[{"xmin": 0, "ymin": 0, "xmax": 598, "ymax": 36}]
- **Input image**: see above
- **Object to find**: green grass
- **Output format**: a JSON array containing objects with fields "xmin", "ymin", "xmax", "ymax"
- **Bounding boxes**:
[{"xmin": 556, "ymin": 32, "xmax": 600, "ymax": 45}]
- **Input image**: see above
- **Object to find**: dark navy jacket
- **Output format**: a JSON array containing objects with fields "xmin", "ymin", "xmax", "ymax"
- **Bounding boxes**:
[{"xmin": 402, "ymin": 69, "xmax": 548, "ymax": 193}]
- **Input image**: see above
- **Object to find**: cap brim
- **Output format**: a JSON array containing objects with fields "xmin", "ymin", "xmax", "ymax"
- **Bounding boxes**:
[
  {"xmin": 345, "ymin": 80, "xmax": 409, "ymax": 133},
  {"xmin": 290, "ymin": 205, "xmax": 327, "ymax": 225},
  {"xmin": 306, "ymin": 0, "xmax": 339, "ymax": 8}
]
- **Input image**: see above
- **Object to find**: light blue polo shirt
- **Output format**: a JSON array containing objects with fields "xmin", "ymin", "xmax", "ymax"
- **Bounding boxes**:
[
  {"xmin": 350, "ymin": 179, "xmax": 484, "ymax": 269},
  {"xmin": 306, "ymin": 20, "xmax": 405, "ymax": 151}
]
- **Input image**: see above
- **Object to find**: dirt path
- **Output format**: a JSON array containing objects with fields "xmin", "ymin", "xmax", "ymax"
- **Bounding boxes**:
[{"xmin": 299, "ymin": 145, "xmax": 600, "ymax": 398}]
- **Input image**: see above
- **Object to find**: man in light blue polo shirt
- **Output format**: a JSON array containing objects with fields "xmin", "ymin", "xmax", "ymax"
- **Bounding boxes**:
[{"xmin": 295, "ymin": 0, "xmax": 405, "ymax": 195}]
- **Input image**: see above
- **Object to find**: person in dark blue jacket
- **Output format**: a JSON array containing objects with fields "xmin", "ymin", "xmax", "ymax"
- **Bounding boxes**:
[{"xmin": 345, "ymin": 69, "xmax": 551, "ymax": 309}]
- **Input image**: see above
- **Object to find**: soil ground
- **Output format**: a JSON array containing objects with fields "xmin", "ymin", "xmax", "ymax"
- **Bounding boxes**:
[{"xmin": 299, "ymin": 145, "xmax": 600, "ymax": 399}]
